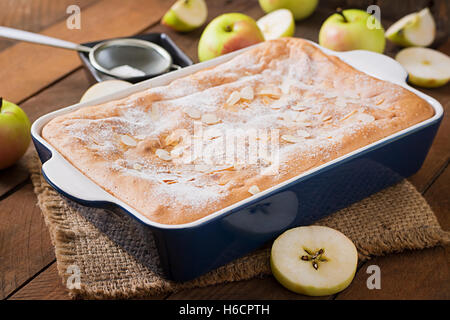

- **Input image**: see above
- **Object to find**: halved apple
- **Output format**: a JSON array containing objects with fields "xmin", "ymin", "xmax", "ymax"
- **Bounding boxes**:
[
  {"xmin": 271, "ymin": 226, "xmax": 358, "ymax": 296},
  {"xmin": 396, "ymin": 47, "xmax": 450, "ymax": 88},
  {"xmin": 386, "ymin": 8, "xmax": 435, "ymax": 47},
  {"xmin": 161, "ymin": 0, "xmax": 208, "ymax": 32},
  {"xmin": 80, "ymin": 80, "xmax": 133, "ymax": 103},
  {"xmin": 257, "ymin": 9, "xmax": 295, "ymax": 40}
]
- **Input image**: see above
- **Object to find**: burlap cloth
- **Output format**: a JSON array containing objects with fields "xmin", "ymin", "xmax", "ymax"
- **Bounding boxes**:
[{"xmin": 27, "ymin": 154, "xmax": 449, "ymax": 299}]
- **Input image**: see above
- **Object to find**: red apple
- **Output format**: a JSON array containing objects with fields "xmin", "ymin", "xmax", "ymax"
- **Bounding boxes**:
[
  {"xmin": 0, "ymin": 98, "xmax": 31, "ymax": 170},
  {"xmin": 198, "ymin": 13, "xmax": 265, "ymax": 62}
]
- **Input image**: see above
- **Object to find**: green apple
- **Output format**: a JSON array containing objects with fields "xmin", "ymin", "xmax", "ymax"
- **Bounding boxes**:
[
  {"xmin": 80, "ymin": 80, "xmax": 133, "ymax": 103},
  {"xmin": 0, "ymin": 98, "xmax": 31, "ymax": 170},
  {"xmin": 161, "ymin": 0, "xmax": 208, "ymax": 32},
  {"xmin": 271, "ymin": 226, "xmax": 358, "ymax": 296},
  {"xmin": 319, "ymin": 9, "xmax": 385, "ymax": 53},
  {"xmin": 258, "ymin": 0, "xmax": 318, "ymax": 21},
  {"xmin": 257, "ymin": 9, "xmax": 295, "ymax": 40},
  {"xmin": 198, "ymin": 13, "xmax": 265, "ymax": 62},
  {"xmin": 396, "ymin": 47, "xmax": 450, "ymax": 88},
  {"xmin": 386, "ymin": 8, "xmax": 435, "ymax": 47}
]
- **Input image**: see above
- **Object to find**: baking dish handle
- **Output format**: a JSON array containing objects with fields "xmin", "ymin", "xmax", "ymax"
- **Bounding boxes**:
[
  {"xmin": 42, "ymin": 152, "xmax": 117, "ymax": 203},
  {"xmin": 337, "ymin": 50, "xmax": 409, "ymax": 86}
]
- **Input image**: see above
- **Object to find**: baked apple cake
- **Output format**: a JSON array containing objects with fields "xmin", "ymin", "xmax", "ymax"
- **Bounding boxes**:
[{"xmin": 42, "ymin": 38, "xmax": 434, "ymax": 224}]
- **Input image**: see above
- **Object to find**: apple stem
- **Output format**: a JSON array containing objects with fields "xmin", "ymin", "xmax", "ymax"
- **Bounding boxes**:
[
  {"xmin": 225, "ymin": 25, "xmax": 232, "ymax": 32},
  {"xmin": 336, "ymin": 7, "xmax": 348, "ymax": 23},
  {"xmin": 0, "ymin": 97, "xmax": 2, "ymax": 111}
]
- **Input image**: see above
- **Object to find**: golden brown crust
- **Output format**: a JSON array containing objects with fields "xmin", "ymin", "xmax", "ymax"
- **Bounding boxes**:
[{"xmin": 42, "ymin": 38, "xmax": 434, "ymax": 225}]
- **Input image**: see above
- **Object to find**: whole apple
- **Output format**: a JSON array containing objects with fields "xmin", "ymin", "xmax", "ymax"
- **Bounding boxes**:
[
  {"xmin": 259, "ymin": 0, "xmax": 318, "ymax": 21},
  {"xmin": 319, "ymin": 9, "xmax": 385, "ymax": 53},
  {"xmin": 0, "ymin": 98, "xmax": 31, "ymax": 170},
  {"xmin": 198, "ymin": 13, "xmax": 265, "ymax": 62}
]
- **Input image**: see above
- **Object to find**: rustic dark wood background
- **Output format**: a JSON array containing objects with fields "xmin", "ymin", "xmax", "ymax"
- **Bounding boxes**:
[{"xmin": 0, "ymin": 0, "xmax": 448, "ymax": 300}]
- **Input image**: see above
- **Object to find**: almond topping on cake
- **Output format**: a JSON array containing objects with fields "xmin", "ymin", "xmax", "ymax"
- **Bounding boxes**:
[
  {"xmin": 291, "ymin": 105, "xmax": 306, "ymax": 111},
  {"xmin": 281, "ymin": 135, "xmax": 303, "ymax": 143},
  {"xmin": 202, "ymin": 113, "xmax": 220, "ymax": 125},
  {"xmin": 155, "ymin": 149, "xmax": 171, "ymax": 161},
  {"xmin": 133, "ymin": 163, "xmax": 143, "ymax": 170},
  {"xmin": 120, "ymin": 135, "xmax": 137, "ymax": 147},
  {"xmin": 341, "ymin": 110, "xmax": 358, "ymax": 121},
  {"xmin": 322, "ymin": 115, "xmax": 332, "ymax": 122},
  {"xmin": 170, "ymin": 147, "xmax": 184, "ymax": 158},
  {"xmin": 240, "ymin": 86, "xmax": 254, "ymax": 100},
  {"xmin": 296, "ymin": 129, "xmax": 311, "ymax": 138},
  {"xmin": 185, "ymin": 108, "xmax": 201, "ymax": 119},
  {"xmin": 226, "ymin": 91, "xmax": 241, "ymax": 106},
  {"xmin": 248, "ymin": 185, "xmax": 260, "ymax": 195},
  {"xmin": 335, "ymin": 100, "xmax": 347, "ymax": 108},
  {"xmin": 218, "ymin": 174, "xmax": 232, "ymax": 186},
  {"xmin": 165, "ymin": 132, "xmax": 181, "ymax": 146},
  {"xmin": 376, "ymin": 98, "xmax": 385, "ymax": 105},
  {"xmin": 259, "ymin": 88, "xmax": 281, "ymax": 99}
]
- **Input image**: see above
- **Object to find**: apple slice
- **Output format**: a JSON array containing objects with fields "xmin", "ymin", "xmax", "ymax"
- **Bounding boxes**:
[
  {"xmin": 396, "ymin": 47, "xmax": 450, "ymax": 88},
  {"xmin": 386, "ymin": 8, "xmax": 435, "ymax": 47},
  {"xmin": 80, "ymin": 80, "xmax": 133, "ymax": 103},
  {"xmin": 271, "ymin": 226, "xmax": 358, "ymax": 296},
  {"xmin": 161, "ymin": 0, "xmax": 208, "ymax": 32},
  {"xmin": 257, "ymin": 9, "xmax": 295, "ymax": 40}
]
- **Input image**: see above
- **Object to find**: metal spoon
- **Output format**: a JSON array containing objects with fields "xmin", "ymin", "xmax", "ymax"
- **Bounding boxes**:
[{"xmin": 0, "ymin": 26, "xmax": 181, "ymax": 80}]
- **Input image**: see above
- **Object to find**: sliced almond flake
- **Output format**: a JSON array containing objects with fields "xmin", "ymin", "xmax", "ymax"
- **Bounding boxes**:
[
  {"xmin": 151, "ymin": 105, "xmax": 160, "ymax": 121},
  {"xmin": 135, "ymin": 134, "xmax": 147, "ymax": 140},
  {"xmin": 218, "ymin": 175, "xmax": 232, "ymax": 186},
  {"xmin": 226, "ymin": 91, "xmax": 241, "ymax": 106},
  {"xmin": 341, "ymin": 110, "xmax": 358, "ymax": 121},
  {"xmin": 120, "ymin": 135, "xmax": 137, "ymax": 147},
  {"xmin": 291, "ymin": 105, "xmax": 306, "ymax": 111},
  {"xmin": 281, "ymin": 135, "xmax": 303, "ymax": 143},
  {"xmin": 170, "ymin": 147, "xmax": 184, "ymax": 158},
  {"xmin": 155, "ymin": 148, "xmax": 171, "ymax": 161},
  {"xmin": 261, "ymin": 96, "xmax": 272, "ymax": 105},
  {"xmin": 296, "ymin": 129, "xmax": 311, "ymax": 138},
  {"xmin": 185, "ymin": 108, "xmax": 201, "ymax": 119},
  {"xmin": 248, "ymin": 185, "xmax": 260, "ymax": 195},
  {"xmin": 240, "ymin": 86, "xmax": 254, "ymax": 100},
  {"xmin": 376, "ymin": 98, "xmax": 385, "ymax": 105},
  {"xmin": 281, "ymin": 79, "xmax": 294, "ymax": 94},
  {"xmin": 162, "ymin": 179, "xmax": 177, "ymax": 185},
  {"xmin": 322, "ymin": 115, "xmax": 332, "ymax": 122},
  {"xmin": 311, "ymin": 107, "xmax": 323, "ymax": 115},
  {"xmin": 259, "ymin": 88, "xmax": 281, "ymax": 99},
  {"xmin": 165, "ymin": 132, "xmax": 181, "ymax": 146},
  {"xmin": 202, "ymin": 113, "xmax": 220, "ymax": 125},
  {"xmin": 335, "ymin": 100, "xmax": 347, "ymax": 108}
]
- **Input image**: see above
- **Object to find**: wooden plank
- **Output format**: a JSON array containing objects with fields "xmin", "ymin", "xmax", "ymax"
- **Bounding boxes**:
[
  {"xmin": 0, "ymin": 0, "xmax": 171, "ymax": 104},
  {"xmin": 7, "ymin": 263, "xmax": 69, "ymax": 300},
  {"xmin": 0, "ymin": 0, "xmax": 99, "ymax": 52},
  {"xmin": 336, "ymin": 166, "xmax": 449, "ymax": 300},
  {"xmin": 0, "ymin": 183, "xmax": 55, "ymax": 299},
  {"xmin": 167, "ymin": 277, "xmax": 332, "ymax": 300}
]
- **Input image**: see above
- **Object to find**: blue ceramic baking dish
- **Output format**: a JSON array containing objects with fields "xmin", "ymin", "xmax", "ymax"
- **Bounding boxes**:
[{"xmin": 31, "ymin": 41, "xmax": 443, "ymax": 281}]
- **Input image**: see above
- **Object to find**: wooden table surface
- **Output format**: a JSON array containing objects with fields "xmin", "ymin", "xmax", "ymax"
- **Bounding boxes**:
[{"xmin": 0, "ymin": 0, "xmax": 448, "ymax": 300}]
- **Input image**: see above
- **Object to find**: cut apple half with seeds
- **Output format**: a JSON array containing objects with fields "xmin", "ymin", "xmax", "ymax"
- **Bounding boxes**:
[
  {"xmin": 271, "ymin": 226, "xmax": 358, "ymax": 296},
  {"xmin": 386, "ymin": 8, "xmax": 435, "ymax": 47},
  {"xmin": 161, "ymin": 0, "xmax": 208, "ymax": 32},
  {"xmin": 257, "ymin": 9, "xmax": 295, "ymax": 41},
  {"xmin": 396, "ymin": 47, "xmax": 450, "ymax": 88}
]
